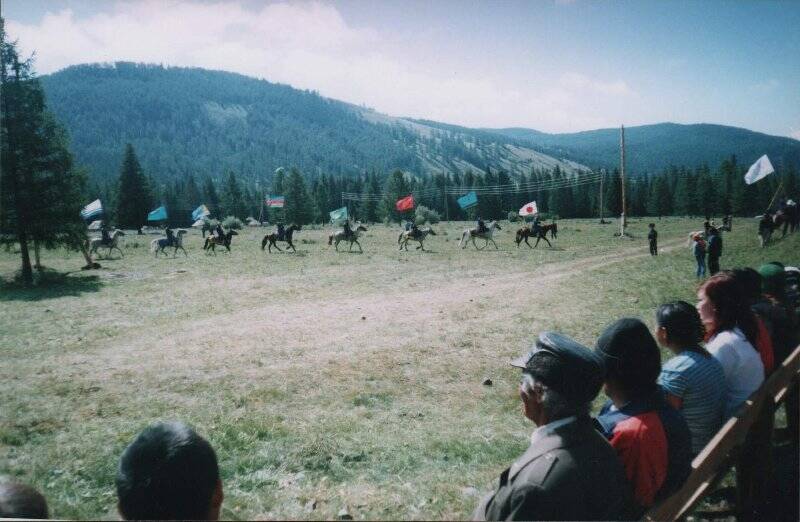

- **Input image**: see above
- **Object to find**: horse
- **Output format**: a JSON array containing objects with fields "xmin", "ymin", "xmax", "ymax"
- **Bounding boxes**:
[
  {"xmin": 398, "ymin": 227, "xmax": 437, "ymax": 251},
  {"xmin": 204, "ymin": 230, "xmax": 238, "ymax": 253},
  {"xmin": 261, "ymin": 224, "xmax": 302, "ymax": 252},
  {"xmin": 459, "ymin": 220, "xmax": 502, "ymax": 250},
  {"xmin": 328, "ymin": 224, "xmax": 368, "ymax": 252},
  {"xmin": 515, "ymin": 223, "xmax": 558, "ymax": 248},
  {"xmin": 150, "ymin": 229, "xmax": 188, "ymax": 257},
  {"xmin": 89, "ymin": 229, "xmax": 125, "ymax": 259}
]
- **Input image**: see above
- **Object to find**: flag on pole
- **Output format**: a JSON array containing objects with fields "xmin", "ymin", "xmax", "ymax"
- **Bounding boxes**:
[
  {"xmin": 744, "ymin": 155, "xmax": 775, "ymax": 185},
  {"xmin": 395, "ymin": 194, "xmax": 415, "ymax": 212},
  {"xmin": 80, "ymin": 199, "xmax": 103, "ymax": 220},
  {"xmin": 457, "ymin": 191, "xmax": 478, "ymax": 210},
  {"xmin": 147, "ymin": 206, "xmax": 168, "ymax": 222},
  {"xmin": 191, "ymin": 204, "xmax": 210, "ymax": 221},
  {"xmin": 329, "ymin": 206, "xmax": 348, "ymax": 223},
  {"xmin": 266, "ymin": 195, "xmax": 285, "ymax": 208},
  {"xmin": 519, "ymin": 200, "xmax": 539, "ymax": 217}
]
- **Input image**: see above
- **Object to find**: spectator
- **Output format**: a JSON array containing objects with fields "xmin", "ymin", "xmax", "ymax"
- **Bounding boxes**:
[
  {"xmin": 655, "ymin": 301, "xmax": 726, "ymax": 456},
  {"xmin": 594, "ymin": 318, "xmax": 692, "ymax": 512},
  {"xmin": 731, "ymin": 268, "xmax": 776, "ymax": 374},
  {"xmin": 707, "ymin": 227, "xmax": 723, "ymax": 275},
  {"xmin": 648, "ymin": 223, "xmax": 658, "ymax": 256},
  {"xmin": 0, "ymin": 481, "xmax": 49, "ymax": 519},
  {"xmin": 692, "ymin": 234, "xmax": 706, "ymax": 279},
  {"xmin": 474, "ymin": 332, "xmax": 633, "ymax": 521},
  {"xmin": 697, "ymin": 273, "xmax": 764, "ymax": 417},
  {"xmin": 116, "ymin": 421, "xmax": 223, "ymax": 520}
]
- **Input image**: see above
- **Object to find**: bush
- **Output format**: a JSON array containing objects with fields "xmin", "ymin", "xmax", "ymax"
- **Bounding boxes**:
[
  {"xmin": 222, "ymin": 216, "xmax": 243, "ymax": 230},
  {"xmin": 507, "ymin": 211, "xmax": 519, "ymax": 222},
  {"xmin": 205, "ymin": 218, "xmax": 220, "ymax": 229},
  {"xmin": 414, "ymin": 205, "xmax": 440, "ymax": 225}
]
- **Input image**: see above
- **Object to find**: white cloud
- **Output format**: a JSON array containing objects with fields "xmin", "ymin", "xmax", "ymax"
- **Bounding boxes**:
[{"xmin": 6, "ymin": 1, "xmax": 637, "ymax": 133}]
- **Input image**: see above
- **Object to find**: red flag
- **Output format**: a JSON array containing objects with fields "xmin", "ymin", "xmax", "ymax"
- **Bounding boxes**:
[{"xmin": 395, "ymin": 194, "xmax": 415, "ymax": 212}]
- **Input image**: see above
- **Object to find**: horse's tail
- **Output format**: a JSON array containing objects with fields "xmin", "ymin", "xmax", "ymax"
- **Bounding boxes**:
[
  {"xmin": 328, "ymin": 234, "xmax": 333, "ymax": 246},
  {"xmin": 261, "ymin": 235, "xmax": 268, "ymax": 250},
  {"xmin": 515, "ymin": 229, "xmax": 523, "ymax": 244},
  {"xmin": 551, "ymin": 222, "xmax": 558, "ymax": 238},
  {"xmin": 150, "ymin": 239, "xmax": 159, "ymax": 253}
]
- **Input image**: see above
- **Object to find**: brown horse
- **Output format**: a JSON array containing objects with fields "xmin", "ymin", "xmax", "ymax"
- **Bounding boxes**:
[
  {"xmin": 515, "ymin": 222, "xmax": 558, "ymax": 248},
  {"xmin": 261, "ymin": 224, "xmax": 301, "ymax": 252},
  {"xmin": 204, "ymin": 230, "xmax": 238, "ymax": 253}
]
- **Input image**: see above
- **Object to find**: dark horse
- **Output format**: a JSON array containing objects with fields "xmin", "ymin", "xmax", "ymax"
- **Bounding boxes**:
[
  {"xmin": 515, "ymin": 222, "xmax": 558, "ymax": 248},
  {"xmin": 204, "ymin": 230, "xmax": 238, "ymax": 253},
  {"xmin": 261, "ymin": 224, "xmax": 302, "ymax": 252}
]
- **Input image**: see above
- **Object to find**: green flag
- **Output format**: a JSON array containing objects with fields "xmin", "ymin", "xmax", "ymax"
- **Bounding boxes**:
[{"xmin": 329, "ymin": 206, "xmax": 348, "ymax": 223}]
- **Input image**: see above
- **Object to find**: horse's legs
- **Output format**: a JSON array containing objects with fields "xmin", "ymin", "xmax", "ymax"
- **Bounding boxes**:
[
  {"xmin": 524, "ymin": 236, "xmax": 532, "ymax": 249},
  {"xmin": 288, "ymin": 241, "xmax": 295, "ymax": 252},
  {"xmin": 542, "ymin": 236, "xmax": 552, "ymax": 247},
  {"xmin": 490, "ymin": 238, "xmax": 498, "ymax": 250},
  {"xmin": 356, "ymin": 240, "xmax": 363, "ymax": 253}
]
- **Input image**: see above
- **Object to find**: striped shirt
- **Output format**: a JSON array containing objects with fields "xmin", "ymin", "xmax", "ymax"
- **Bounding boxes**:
[{"xmin": 658, "ymin": 350, "xmax": 726, "ymax": 455}]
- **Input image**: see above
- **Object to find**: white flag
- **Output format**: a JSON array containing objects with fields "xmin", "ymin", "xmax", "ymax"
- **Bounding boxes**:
[
  {"xmin": 80, "ymin": 199, "xmax": 103, "ymax": 220},
  {"xmin": 519, "ymin": 201, "xmax": 538, "ymax": 216},
  {"xmin": 744, "ymin": 155, "xmax": 774, "ymax": 185}
]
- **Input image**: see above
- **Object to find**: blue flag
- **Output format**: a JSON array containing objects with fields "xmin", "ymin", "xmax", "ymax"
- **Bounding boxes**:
[
  {"xmin": 457, "ymin": 191, "xmax": 478, "ymax": 209},
  {"xmin": 147, "ymin": 206, "xmax": 168, "ymax": 222},
  {"xmin": 192, "ymin": 204, "xmax": 210, "ymax": 221},
  {"xmin": 329, "ymin": 206, "xmax": 348, "ymax": 223}
]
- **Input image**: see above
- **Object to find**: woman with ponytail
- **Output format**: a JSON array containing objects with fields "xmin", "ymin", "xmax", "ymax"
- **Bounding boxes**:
[{"xmin": 696, "ymin": 272, "xmax": 764, "ymax": 417}]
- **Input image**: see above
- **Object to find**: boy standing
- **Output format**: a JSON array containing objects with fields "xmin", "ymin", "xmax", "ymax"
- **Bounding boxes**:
[{"xmin": 648, "ymin": 223, "xmax": 658, "ymax": 256}]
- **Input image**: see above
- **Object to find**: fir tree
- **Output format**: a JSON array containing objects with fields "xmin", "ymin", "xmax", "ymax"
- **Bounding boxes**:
[
  {"xmin": 115, "ymin": 144, "xmax": 153, "ymax": 229},
  {"xmin": 203, "ymin": 176, "xmax": 221, "ymax": 218},
  {"xmin": 222, "ymin": 170, "xmax": 246, "ymax": 219},
  {"xmin": 284, "ymin": 168, "xmax": 313, "ymax": 224}
]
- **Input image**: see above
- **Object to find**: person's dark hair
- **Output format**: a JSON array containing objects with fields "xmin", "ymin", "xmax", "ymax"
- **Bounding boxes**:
[
  {"xmin": 649, "ymin": 223, "xmax": 655, "ymax": 227},
  {"xmin": 0, "ymin": 481, "xmax": 49, "ymax": 519},
  {"xmin": 596, "ymin": 318, "xmax": 662, "ymax": 396},
  {"xmin": 524, "ymin": 353, "xmax": 593, "ymax": 417},
  {"xmin": 730, "ymin": 268, "xmax": 762, "ymax": 304},
  {"xmin": 656, "ymin": 301, "xmax": 709, "ymax": 357},
  {"xmin": 116, "ymin": 421, "xmax": 219, "ymax": 520},
  {"xmin": 699, "ymin": 271, "xmax": 759, "ymax": 346}
]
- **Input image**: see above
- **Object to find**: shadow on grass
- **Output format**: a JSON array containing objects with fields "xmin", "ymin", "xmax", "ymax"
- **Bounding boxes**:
[{"xmin": 0, "ymin": 268, "xmax": 103, "ymax": 301}]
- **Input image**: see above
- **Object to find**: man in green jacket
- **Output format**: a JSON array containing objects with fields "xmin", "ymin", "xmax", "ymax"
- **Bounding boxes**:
[{"xmin": 474, "ymin": 332, "xmax": 634, "ymax": 521}]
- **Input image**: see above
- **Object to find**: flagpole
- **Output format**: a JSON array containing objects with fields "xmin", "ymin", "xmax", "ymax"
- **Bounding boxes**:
[{"xmin": 765, "ymin": 180, "xmax": 784, "ymax": 214}]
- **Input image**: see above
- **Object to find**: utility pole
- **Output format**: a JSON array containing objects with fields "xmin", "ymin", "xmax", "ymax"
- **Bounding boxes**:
[
  {"xmin": 443, "ymin": 171, "xmax": 450, "ymax": 222},
  {"xmin": 620, "ymin": 125, "xmax": 626, "ymax": 233},
  {"xmin": 599, "ymin": 168, "xmax": 606, "ymax": 224}
]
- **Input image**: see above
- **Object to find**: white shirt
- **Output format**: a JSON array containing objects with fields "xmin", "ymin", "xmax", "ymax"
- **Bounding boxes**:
[
  {"xmin": 705, "ymin": 327, "xmax": 764, "ymax": 417},
  {"xmin": 530, "ymin": 415, "xmax": 578, "ymax": 446}
]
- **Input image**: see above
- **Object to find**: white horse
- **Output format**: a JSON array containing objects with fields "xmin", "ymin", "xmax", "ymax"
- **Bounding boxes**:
[
  {"xmin": 459, "ymin": 220, "xmax": 502, "ymax": 250},
  {"xmin": 89, "ymin": 229, "xmax": 125, "ymax": 259},
  {"xmin": 151, "ymin": 229, "xmax": 188, "ymax": 257},
  {"xmin": 328, "ymin": 224, "xmax": 368, "ymax": 252},
  {"xmin": 398, "ymin": 227, "xmax": 437, "ymax": 251}
]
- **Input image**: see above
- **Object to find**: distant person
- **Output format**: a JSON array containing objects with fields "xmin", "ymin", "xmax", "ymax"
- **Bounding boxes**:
[
  {"xmin": 276, "ymin": 222, "xmax": 285, "ymax": 241},
  {"xmin": 474, "ymin": 332, "xmax": 634, "ymax": 521},
  {"xmin": 476, "ymin": 216, "xmax": 486, "ymax": 235},
  {"xmin": 692, "ymin": 234, "xmax": 707, "ymax": 279},
  {"xmin": 0, "ymin": 481, "xmax": 49, "ymax": 519},
  {"xmin": 655, "ymin": 301, "xmax": 726, "ymax": 456},
  {"xmin": 707, "ymin": 227, "xmax": 722, "ymax": 275},
  {"xmin": 342, "ymin": 219, "xmax": 353, "ymax": 239},
  {"xmin": 101, "ymin": 221, "xmax": 112, "ymax": 245},
  {"xmin": 703, "ymin": 219, "xmax": 711, "ymax": 239},
  {"xmin": 722, "ymin": 215, "xmax": 732, "ymax": 232},
  {"xmin": 165, "ymin": 226, "xmax": 175, "ymax": 247},
  {"xmin": 215, "ymin": 223, "xmax": 224, "ymax": 241},
  {"xmin": 594, "ymin": 318, "xmax": 692, "ymax": 513},
  {"xmin": 116, "ymin": 421, "xmax": 223, "ymax": 520},
  {"xmin": 697, "ymin": 273, "xmax": 764, "ymax": 417},
  {"xmin": 648, "ymin": 223, "xmax": 658, "ymax": 256}
]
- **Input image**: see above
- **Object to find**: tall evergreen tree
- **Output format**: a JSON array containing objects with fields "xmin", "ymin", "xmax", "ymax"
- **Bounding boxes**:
[
  {"xmin": 359, "ymin": 172, "xmax": 381, "ymax": 223},
  {"xmin": 203, "ymin": 176, "xmax": 221, "ymax": 218},
  {"xmin": 284, "ymin": 168, "xmax": 313, "ymax": 224},
  {"xmin": 115, "ymin": 144, "xmax": 153, "ymax": 229},
  {"xmin": 384, "ymin": 170, "xmax": 412, "ymax": 222},
  {"xmin": 221, "ymin": 170, "xmax": 246, "ymax": 218}
]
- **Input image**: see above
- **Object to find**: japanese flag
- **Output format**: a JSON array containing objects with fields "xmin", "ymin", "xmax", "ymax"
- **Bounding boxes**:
[{"xmin": 519, "ymin": 201, "xmax": 538, "ymax": 217}]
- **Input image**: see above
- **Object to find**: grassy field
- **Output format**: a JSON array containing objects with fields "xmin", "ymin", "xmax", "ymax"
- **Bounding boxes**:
[{"xmin": 1, "ymin": 217, "xmax": 797, "ymax": 520}]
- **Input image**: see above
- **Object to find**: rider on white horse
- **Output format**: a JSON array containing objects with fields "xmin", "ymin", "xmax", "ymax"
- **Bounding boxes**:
[{"xmin": 476, "ymin": 216, "xmax": 486, "ymax": 235}]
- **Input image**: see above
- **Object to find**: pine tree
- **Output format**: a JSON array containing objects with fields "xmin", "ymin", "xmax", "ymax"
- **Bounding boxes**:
[
  {"xmin": 185, "ymin": 175, "xmax": 201, "ymax": 209},
  {"xmin": 222, "ymin": 170, "xmax": 246, "ymax": 219},
  {"xmin": 359, "ymin": 172, "xmax": 381, "ymax": 223},
  {"xmin": 203, "ymin": 177, "xmax": 221, "ymax": 218},
  {"xmin": 284, "ymin": 168, "xmax": 313, "ymax": 224},
  {"xmin": 384, "ymin": 170, "xmax": 412, "ymax": 222},
  {"xmin": 115, "ymin": 144, "xmax": 153, "ymax": 229}
]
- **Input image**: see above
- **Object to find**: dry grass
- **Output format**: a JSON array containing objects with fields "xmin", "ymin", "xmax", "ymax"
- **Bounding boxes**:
[{"xmin": 1, "ymin": 217, "xmax": 797, "ymax": 519}]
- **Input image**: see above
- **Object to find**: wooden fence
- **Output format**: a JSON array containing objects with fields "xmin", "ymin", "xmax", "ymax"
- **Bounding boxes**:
[{"xmin": 643, "ymin": 344, "xmax": 800, "ymax": 521}]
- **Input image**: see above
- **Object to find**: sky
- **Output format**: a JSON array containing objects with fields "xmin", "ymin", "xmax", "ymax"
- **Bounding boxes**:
[{"xmin": 4, "ymin": 0, "xmax": 800, "ymax": 139}]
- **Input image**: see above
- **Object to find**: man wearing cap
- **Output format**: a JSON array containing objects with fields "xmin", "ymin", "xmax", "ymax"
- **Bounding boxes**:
[
  {"xmin": 594, "ymin": 318, "xmax": 691, "ymax": 514},
  {"xmin": 473, "ymin": 332, "xmax": 633, "ymax": 521}
]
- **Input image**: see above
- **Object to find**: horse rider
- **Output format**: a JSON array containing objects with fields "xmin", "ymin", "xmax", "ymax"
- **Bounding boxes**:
[
  {"xmin": 408, "ymin": 221, "xmax": 420, "ymax": 239},
  {"xmin": 531, "ymin": 216, "xmax": 542, "ymax": 236},
  {"xmin": 165, "ymin": 226, "xmax": 175, "ymax": 247},
  {"xmin": 215, "ymin": 223, "xmax": 224, "ymax": 241},
  {"xmin": 476, "ymin": 216, "xmax": 487, "ymax": 235},
  {"xmin": 100, "ymin": 221, "xmax": 112, "ymax": 245},
  {"xmin": 277, "ymin": 222, "xmax": 286, "ymax": 241},
  {"xmin": 343, "ymin": 219, "xmax": 353, "ymax": 239},
  {"xmin": 759, "ymin": 213, "xmax": 773, "ymax": 236}
]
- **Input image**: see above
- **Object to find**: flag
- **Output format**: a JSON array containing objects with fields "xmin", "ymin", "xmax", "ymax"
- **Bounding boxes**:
[
  {"xmin": 80, "ymin": 199, "xmax": 103, "ymax": 220},
  {"xmin": 329, "ymin": 206, "xmax": 348, "ymax": 223},
  {"xmin": 457, "ymin": 191, "xmax": 478, "ymax": 210},
  {"xmin": 266, "ymin": 195, "xmax": 285, "ymax": 208},
  {"xmin": 744, "ymin": 155, "xmax": 775, "ymax": 185},
  {"xmin": 192, "ymin": 204, "xmax": 210, "ymax": 221},
  {"xmin": 519, "ymin": 200, "xmax": 538, "ymax": 217},
  {"xmin": 147, "ymin": 206, "xmax": 168, "ymax": 222},
  {"xmin": 395, "ymin": 194, "xmax": 415, "ymax": 212}
]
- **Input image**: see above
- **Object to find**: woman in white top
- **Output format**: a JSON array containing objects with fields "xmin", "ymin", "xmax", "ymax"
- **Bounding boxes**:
[{"xmin": 697, "ymin": 272, "xmax": 764, "ymax": 418}]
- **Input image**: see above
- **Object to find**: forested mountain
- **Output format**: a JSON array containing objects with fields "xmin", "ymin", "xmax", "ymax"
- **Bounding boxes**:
[
  {"xmin": 38, "ymin": 62, "xmax": 586, "ymax": 188},
  {"xmin": 488, "ymin": 123, "xmax": 800, "ymax": 174}
]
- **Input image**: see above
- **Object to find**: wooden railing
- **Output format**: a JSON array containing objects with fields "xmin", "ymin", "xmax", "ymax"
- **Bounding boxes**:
[{"xmin": 643, "ymin": 344, "xmax": 800, "ymax": 521}]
